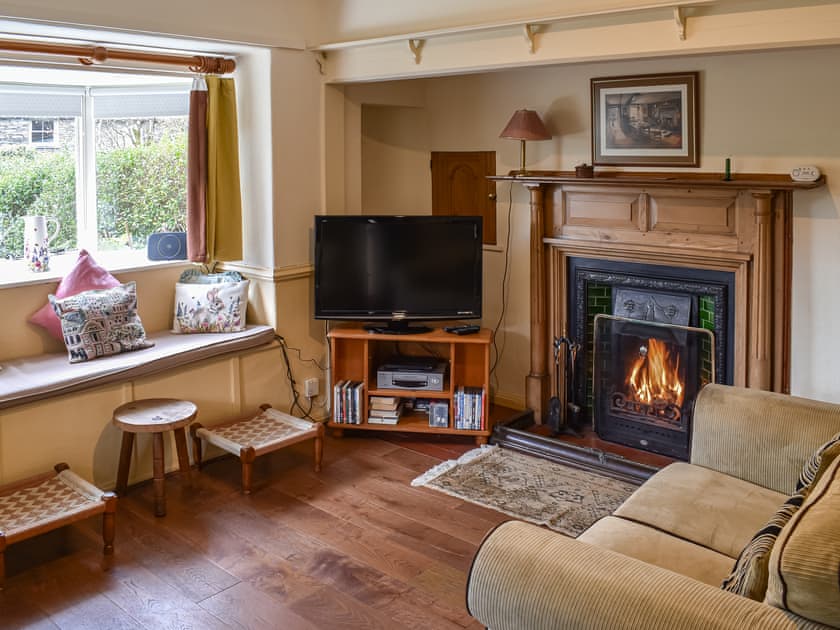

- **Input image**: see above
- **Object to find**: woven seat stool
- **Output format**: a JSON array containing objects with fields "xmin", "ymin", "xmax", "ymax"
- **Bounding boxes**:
[
  {"xmin": 190, "ymin": 404, "xmax": 324, "ymax": 494},
  {"xmin": 0, "ymin": 463, "xmax": 116, "ymax": 589}
]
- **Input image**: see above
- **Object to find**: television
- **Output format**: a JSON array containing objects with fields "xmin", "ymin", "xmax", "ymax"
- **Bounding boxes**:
[{"xmin": 314, "ymin": 215, "xmax": 483, "ymax": 334}]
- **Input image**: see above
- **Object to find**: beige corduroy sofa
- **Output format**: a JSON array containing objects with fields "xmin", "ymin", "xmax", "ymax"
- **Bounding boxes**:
[{"xmin": 467, "ymin": 384, "xmax": 840, "ymax": 630}]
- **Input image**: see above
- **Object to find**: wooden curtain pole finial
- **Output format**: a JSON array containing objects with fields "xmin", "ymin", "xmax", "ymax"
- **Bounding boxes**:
[
  {"xmin": 189, "ymin": 56, "xmax": 236, "ymax": 74},
  {"xmin": 79, "ymin": 46, "xmax": 108, "ymax": 66}
]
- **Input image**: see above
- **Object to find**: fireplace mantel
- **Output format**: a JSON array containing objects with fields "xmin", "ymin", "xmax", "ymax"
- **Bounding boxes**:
[{"xmin": 490, "ymin": 171, "xmax": 826, "ymax": 423}]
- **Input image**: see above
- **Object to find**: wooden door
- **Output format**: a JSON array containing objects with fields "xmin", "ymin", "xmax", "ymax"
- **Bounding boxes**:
[{"xmin": 431, "ymin": 151, "xmax": 496, "ymax": 244}]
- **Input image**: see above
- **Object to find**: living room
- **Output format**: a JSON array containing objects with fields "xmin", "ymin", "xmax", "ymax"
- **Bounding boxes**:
[{"xmin": 1, "ymin": 1, "xmax": 839, "ymax": 628}]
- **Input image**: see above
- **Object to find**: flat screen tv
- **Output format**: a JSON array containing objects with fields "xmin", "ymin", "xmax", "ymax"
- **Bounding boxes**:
[{"xmin": 314, "ymin": 215, "xmax": 483, "ymax": 334}]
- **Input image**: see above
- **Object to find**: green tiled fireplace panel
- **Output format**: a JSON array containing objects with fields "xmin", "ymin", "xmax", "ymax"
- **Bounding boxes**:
[
  {"xmin": 585, "ymin": 283, "xmax": 613, "ymax": 412},
  {"xmin": 699, "ymin": 295, "xmax": 715, "ymax": 331},
  {"xmin": 699, "ymin": 295, "xmax": 715, "ymax": 384}
]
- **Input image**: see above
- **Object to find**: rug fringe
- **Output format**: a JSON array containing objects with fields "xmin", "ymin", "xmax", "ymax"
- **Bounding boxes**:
[{"xmin": 411, "ymin": 445, "xmax": 497, "ymax": 487}]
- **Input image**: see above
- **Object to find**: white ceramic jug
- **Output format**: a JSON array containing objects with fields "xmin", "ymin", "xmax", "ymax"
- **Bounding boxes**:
[{"xmin": 23, "ymin": 215, "xmax": 60, "ymax": 272}]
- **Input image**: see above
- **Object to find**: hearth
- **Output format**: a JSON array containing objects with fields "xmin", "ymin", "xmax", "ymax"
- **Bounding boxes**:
[{"xmin": 592, "ymin": 315, "xmax": 714, "ymax": 460}]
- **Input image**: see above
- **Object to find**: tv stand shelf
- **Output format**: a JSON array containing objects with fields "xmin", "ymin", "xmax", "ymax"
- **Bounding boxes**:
[{"xmin": 327, "ymin": 324, "xmax": 493, "ymax": 445}]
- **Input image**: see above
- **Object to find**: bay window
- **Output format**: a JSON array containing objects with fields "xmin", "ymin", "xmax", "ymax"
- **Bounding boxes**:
[{"xmin": 0, "ymin": 79, "xmax": 190, "ymax": 275}]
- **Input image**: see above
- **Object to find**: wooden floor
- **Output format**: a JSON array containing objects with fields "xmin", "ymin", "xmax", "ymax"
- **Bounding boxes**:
[{"xmin": 0, "ymin": 433, "xmax": 505, "ymax": 629}]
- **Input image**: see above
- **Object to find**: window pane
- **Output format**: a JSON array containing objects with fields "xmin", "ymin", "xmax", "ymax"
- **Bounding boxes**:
[
  {"xmin": 0, "ymin": 114, "xmax": 78, "ymax": 260},
  {"xmin": 94, "ymin": 94, "xmax": 188, "ymax": 251}
]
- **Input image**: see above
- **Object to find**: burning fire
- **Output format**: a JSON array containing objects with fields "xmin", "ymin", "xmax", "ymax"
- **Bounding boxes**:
[{"xmin": 627, "ymin": 338, "xmax": 685, "ymax": 407}]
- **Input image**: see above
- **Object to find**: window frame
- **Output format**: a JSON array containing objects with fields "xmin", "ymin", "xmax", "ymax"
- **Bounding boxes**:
[
  {"xmin": 28, "ymin": 118, "xmax": 59, "ymax": 147},
  {"xmin": 0, "ymin": 81, "xmax": 190, "ymax": 271}
]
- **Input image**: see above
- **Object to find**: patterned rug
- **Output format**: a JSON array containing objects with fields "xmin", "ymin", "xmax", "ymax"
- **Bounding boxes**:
[{"xmin": 411, "ymin": 445, "xmax": 639, "ymax": 537}]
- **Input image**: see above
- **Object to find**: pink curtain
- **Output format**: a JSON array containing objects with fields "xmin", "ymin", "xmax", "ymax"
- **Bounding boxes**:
[{"xmin": 187, "ymin": 77, "xmax": 208, "ymax": 263}]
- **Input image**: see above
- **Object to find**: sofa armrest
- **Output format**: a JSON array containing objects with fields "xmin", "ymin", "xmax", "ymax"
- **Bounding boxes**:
[
  {"xmin": 467, "ymin": 521, "xmax": 823, "ymax": 630},
  {"xmin": 690, "ymin": 385, "xmax": 840, "ymax": 494}
]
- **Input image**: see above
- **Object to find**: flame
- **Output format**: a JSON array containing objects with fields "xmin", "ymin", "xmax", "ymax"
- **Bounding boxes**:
[{"xmin": 627, "ymin": 338, "xmax": 684, "ymax": 407}]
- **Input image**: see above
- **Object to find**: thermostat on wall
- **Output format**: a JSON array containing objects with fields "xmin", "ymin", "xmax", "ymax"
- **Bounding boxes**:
[{"xmin": 790, "ymin": 165, "xmax": 821, "ymax": 182}]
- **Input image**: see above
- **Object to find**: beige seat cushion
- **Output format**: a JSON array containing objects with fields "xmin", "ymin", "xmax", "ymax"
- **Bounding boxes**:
[
  {"xmin": 766, "ymin": 455, "xmax": 840, "ymax": 627},
  {"xmin": 0, "ymin": 325, "xmax": 275, "ymax": 409},
  {"xmin": 579, "ymin": 516, "xmax": 735, "ymax": 586},
  {"xmin": 614, "ymin": 462, "xmax": 787, "ymax": 558}
]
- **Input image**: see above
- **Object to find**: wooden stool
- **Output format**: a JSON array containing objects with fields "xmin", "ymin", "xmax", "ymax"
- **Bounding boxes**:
[
  {"xmin": 112, "ymin": 398, "xmax": 196, "ymax": 517},
  {"xmin": 0, "ymin": 463, "xmax": 116, "ymax": 589},
  {"xmin": 190, "ymin": 404, "xmax": 324, "ymax": 494}
]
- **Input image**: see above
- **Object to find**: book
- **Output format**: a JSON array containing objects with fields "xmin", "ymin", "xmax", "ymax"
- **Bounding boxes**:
[
  {"xmin": 369, "ymin": 402, "xmax": 404, "ymax": 419},
  {"xmin": 370, "ymin": 396, "xmax": 401, "ymax": 411},
  {"xmin": 454, "ymin": 385, "xmax": 485, "ymax": 430},
  {"xmin": 367, "ymin": 416, "xmax": 399, "ymax": 425},
  {"xmin": 369, "ymin": 395, "xmax": 399, "ymax": 406},
  {"xmin": 333, "ymin": 380, "xmax": 364, "ymax": 424}
]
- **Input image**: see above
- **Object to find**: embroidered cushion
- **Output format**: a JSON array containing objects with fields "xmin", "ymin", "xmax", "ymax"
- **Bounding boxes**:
[
  {"xmin": 765, "ymin": 454, "xmax": 840, "ymax": 626},
  {"xmin": 29, "ymin": 250, "xmax": 121, "ymax": 340},
  {"xmin": 172, "ymin": 269, "xmax": 248, "ymax": 333},
  {"xmin": 49, "ymin": 281, "xmax": 153, "ymax": 363}
]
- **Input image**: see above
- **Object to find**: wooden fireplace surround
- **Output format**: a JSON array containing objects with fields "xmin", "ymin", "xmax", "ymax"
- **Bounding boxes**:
[{"xmin": 491, "ymin": 171, "xmax": 826, "ymax": 424}]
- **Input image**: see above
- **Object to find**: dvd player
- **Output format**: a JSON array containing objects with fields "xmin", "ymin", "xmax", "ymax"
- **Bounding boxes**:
[
  {"xmin": 378, "ymin": 355, "xmax": 441, "ymax": 372},
  {"xmin": 377, "ymin": 359, "xmax": 447, "ymax": 391}
]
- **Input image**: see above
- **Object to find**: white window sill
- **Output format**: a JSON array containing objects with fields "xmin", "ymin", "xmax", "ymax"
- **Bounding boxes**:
[{"xmin": 0, "ymin": 250, "xmax": 193, "ymax": 290}]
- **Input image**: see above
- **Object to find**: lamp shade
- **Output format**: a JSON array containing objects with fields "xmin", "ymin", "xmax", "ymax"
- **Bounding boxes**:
[{"xmin": 499, "ymin": 109, "xmax": 551, "ymax": 140}]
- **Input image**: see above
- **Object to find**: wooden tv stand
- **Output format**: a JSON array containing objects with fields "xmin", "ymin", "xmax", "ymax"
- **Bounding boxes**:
[{"xmin": 327, "ymin": 324, "xmax": 492, "ymax": 445}]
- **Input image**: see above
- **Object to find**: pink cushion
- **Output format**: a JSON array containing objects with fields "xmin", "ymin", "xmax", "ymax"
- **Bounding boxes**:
[{"xmin": 28, "ymin": 250, "xmax": 121, "ymax": 340}]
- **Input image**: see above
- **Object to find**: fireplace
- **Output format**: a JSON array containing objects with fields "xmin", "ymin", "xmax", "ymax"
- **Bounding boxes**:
[
  {"xmin": 567, "ymin": 257, "xmax": 734, "ymax": 444},
  {"xmin": 487, "ymin": 171, "xmax": 819, "ymax": 480},
  {"xmin": 593, "ymin": 315, "xmax": 714, "ymax": 459}
]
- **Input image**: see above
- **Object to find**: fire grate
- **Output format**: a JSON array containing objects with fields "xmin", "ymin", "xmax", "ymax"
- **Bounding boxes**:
[{"xmin": 593, "ymin": 314, "xmax": 715, "ymax": 460}]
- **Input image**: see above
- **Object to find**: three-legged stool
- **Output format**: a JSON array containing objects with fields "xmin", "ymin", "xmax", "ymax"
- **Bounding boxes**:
[{"xmin": 113, "ymin": 398, "xmax": 196, "ymax": 517}]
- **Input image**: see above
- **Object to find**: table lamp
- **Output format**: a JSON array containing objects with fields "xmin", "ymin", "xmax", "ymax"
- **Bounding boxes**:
[{"xmin": 499, "ymin": 109, "xmax": 551, "ymax": 175}]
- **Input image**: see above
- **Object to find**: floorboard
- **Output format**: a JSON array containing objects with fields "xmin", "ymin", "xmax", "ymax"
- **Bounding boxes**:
[{"xmin": 0, "ymin": 433, "xmax": 491, "ymax": 629}]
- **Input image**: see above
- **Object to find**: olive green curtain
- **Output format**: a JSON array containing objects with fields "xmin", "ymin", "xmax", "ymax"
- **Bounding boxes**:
[{"xmin": 205, "ymin": 76, "xmax": 243, "ymax": 262}]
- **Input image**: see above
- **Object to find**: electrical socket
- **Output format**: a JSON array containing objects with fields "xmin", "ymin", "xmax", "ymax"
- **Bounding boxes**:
[{"xmin": 304, "ymin": 377, "xmax": 319, "ymax": 399}]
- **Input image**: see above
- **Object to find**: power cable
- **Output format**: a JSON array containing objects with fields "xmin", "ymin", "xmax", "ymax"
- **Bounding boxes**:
[
  {"xmin": 490, "ymin": 182, "xmax": 514, "ymax": 381},
  {"xmin": 275, "ymin": 334, "xmax": 317, "ymax": 421}
]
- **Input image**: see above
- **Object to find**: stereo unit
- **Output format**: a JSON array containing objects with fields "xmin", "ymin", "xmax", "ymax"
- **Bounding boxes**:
[{"xmin": 147, "ymin": 231, "xmax": 188, "ymax": 261}]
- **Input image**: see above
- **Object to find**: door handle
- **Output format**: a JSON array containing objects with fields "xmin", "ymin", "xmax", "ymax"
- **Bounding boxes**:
[{"xmin": 488, "ymin": 193, "xmax": 497, "ymax": 200}]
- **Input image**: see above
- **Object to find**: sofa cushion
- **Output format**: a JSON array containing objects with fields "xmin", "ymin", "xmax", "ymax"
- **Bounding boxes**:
[
  {"xmin": 723, "ymin": 441, "xmax": 840, "ymax": 601},
  {"xmin": 797, "ymin": 431, "xmax": 840, "ymax": 492},
  {"xmin": 766, "ymin": 455, "xmax": 840, "ymax": 627},
  {"xmin": 579, "ymin": 516, "xmax": 735, "ymax": 587},
  {"xmin": 720, "ymin": 492, "xmax": 805, "ymax": 601},
  {"xmin": 614, "ymin": 462, "xmax": 787, "ymax": 558}
]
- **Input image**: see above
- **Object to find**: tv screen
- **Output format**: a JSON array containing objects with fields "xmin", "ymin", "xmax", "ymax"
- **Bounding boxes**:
[{"xmin": 314, "ymin": 215, "xmax": 482, "ymax": 331}]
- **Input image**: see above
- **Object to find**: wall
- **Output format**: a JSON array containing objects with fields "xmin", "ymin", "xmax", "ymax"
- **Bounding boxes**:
[
  {"xmin": 0, "ymin": 2, "xmax": 331, "ymax": 489},
  {"xmin": 361, "ymin": 105, "xmax": 431, "ymax": 215},
  {"xmin": 347, "ymin": 45, "xmax": 840, "ymax": 405},
  {"xmin": 0, "ymin": 0, "xmax": 323, "ymax": 47}
]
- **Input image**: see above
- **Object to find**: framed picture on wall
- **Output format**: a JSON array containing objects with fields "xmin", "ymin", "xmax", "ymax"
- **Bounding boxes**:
[{"xmin": 591, "ymin": 72, "xmax": 699, "ymax": 167}]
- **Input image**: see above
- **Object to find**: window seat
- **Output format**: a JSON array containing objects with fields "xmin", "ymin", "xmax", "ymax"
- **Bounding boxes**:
[{"xmin": 0, "ymin": 325, "xmax": 276, "ymax": 410}]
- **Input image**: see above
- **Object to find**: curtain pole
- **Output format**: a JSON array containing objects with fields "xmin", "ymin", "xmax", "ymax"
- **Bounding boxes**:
[{"xmin": 0, "ymin": 38, "xmax": 235, "ymax": 74}]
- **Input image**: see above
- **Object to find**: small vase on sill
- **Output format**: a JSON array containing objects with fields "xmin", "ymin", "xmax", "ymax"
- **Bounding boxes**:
[{"xmin": 23, "ymin": 215, "xmax": 60, "ymax": 273}]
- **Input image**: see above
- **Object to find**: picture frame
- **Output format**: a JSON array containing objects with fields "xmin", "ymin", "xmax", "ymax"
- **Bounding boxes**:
[{"xmin": 591, "ymin": 72, "xmax": 699, "ymax": 167}]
